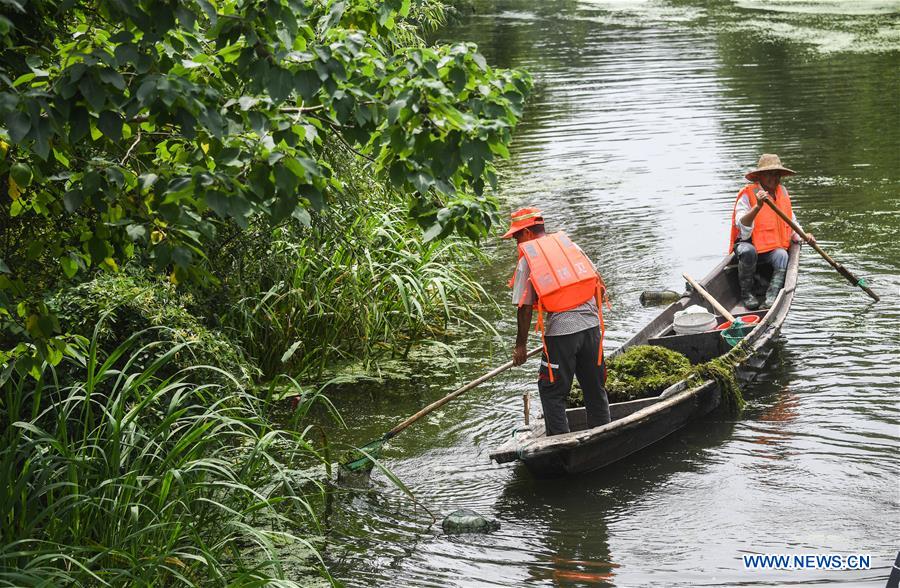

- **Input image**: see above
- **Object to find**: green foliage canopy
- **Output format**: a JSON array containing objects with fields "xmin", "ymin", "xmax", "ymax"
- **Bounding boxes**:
[{"xmin": 0, "ymin": 0, "xmax": 531, "ymax": 369}]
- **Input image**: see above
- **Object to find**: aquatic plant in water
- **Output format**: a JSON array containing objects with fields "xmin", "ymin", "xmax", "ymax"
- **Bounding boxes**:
[{"xmin": 221, "ymin": 201, "xmax": 497, "ymax": 380}]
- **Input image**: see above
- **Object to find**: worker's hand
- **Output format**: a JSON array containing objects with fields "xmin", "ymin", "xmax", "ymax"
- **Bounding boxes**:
[
  {"xmin": 806, "ymin": 232, "xmax": 815, "ymax": 244},
  {"xmin": 512, "ymin": 344, "xmax": 527, "ymax": 366},
  {"xmin": 756, "ymin": 190, "xmax": 771, "ymax": 207}
]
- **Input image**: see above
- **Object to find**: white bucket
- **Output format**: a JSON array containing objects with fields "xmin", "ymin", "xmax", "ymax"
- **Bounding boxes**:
[{"xmin": 673, "ymin": 306, "xmax": 717, "ymax": 334}]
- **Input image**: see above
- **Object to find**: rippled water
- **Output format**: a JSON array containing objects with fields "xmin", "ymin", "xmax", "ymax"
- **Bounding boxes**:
[{"xmin": 321, "ymin": 1, "xmax": 900, "ymax": 585}]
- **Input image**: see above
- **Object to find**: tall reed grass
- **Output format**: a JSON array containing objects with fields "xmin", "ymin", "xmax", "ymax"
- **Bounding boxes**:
[
  {"xmin": 0, "ymin": 326, "xmax": 334, "ymax": 586},
  {"xmin": 221, "ymin": 204, "xmax": 497, "ymax": 380}
]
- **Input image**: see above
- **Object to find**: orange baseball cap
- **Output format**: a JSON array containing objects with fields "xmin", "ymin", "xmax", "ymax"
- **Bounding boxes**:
[{"xmin": 501, "ymin": 207, "xmax": 544, "ymax": 239}]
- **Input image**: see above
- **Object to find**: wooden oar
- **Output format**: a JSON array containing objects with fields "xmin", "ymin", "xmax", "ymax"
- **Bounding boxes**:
[
  {"xmin": 342, "ymin": 345, "xmax": 543, "ymax": 471},
  {"xmin": 682, "ymin": 273, "xmax": 736, "ymax": 322},
  {"xmin": 682, "ymin": 273, "xmax": 755, "ymax": 347},
  {"xmin": 759, "ymin": 196, "xmax": 879, "ymax": 302}
]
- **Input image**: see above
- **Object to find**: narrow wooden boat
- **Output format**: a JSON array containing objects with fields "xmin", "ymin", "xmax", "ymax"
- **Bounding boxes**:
[{"xmin": 489, "ymin": 243, "xmax": 801, "ymax": 477}]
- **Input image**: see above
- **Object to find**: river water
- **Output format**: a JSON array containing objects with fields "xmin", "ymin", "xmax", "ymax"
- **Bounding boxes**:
[{"xmin": 322, "ymin": 1, "xmax": 899, "ymax": 585}]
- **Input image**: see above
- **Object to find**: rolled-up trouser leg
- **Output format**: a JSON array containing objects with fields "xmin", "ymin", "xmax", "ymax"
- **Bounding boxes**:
[
  {"xmin": 537, "ymin": 332, "xmax": 578, "ymax": 436},
  {"xmin": 574, "ymin": 326, "xmax": 610, "ymax": 428}
]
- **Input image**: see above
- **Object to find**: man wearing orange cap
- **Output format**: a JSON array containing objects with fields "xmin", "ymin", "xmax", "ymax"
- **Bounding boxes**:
[
  {"xmin": 504, "ymin": 208, "xmax": 610, "ymax": 436},
  {"xmin": 729, "ymin": 154, "xmax": 815, "ymax": 310}
]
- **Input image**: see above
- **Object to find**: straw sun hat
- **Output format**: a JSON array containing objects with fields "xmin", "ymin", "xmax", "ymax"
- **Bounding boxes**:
[{"xmin": 745, "ymin": 153, "xmax": 796, "ymax": 181}]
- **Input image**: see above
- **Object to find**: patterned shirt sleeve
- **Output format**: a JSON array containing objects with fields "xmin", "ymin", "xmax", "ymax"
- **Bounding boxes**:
[{"xmin": 511, "ymin": 257, "xmax": 536, "ymax": 306}]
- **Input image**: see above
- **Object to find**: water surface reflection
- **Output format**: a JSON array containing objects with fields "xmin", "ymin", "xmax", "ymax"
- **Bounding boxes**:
[{"xmin": 321, "ymin": 0, "xmax": 900, "ymax": 585}]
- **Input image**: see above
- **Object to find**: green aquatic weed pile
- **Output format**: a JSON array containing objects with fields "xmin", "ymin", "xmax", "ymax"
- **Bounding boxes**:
[
  {"xmin": 568, "ymin": 345, "xmax": 691, "ymax": 405},
  {"xmin": 607, "ymin": 345, "xmax": 692, "ymax": 402},
  {"xmin": 567, "ymin": 344, "xmax": 746, "ymax": 416},
  {"xmin": 687, "ymin": 346, "xmax": 748, "ymax": 416}
]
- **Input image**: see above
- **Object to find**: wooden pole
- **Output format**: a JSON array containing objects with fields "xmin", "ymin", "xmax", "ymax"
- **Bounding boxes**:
[
  {"xmin": 384, "ymin": 346, "xmax": 543, "ymax": 440},
  {"xmin": 759, "ymin": 197, "xmax": 880, "ymax": 302},
  {"xmin": 683, "ymin": 273, "xmax": 737, "ymax": 322},
  {"xmin": 523, "ymin": 392, "xmax": 530, "ymax": 425}
]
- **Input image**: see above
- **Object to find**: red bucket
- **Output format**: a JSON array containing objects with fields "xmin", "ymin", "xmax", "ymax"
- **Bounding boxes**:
[{"xmin": 715, "ymin": 314, "xmax": 760, "ymax": 331}]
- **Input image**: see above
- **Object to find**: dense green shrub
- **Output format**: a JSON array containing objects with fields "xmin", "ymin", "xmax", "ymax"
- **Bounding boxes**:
[
  {"xmin": 48, "ymin": 270, "xmax": 258, "ymax": 385},
  {"xmin": 0, "ymin": 0, "xmax": 531, "ymax": 583},
  {"xmin": 0, "ymin": 0, "xmax": 530, "ymax": 369}
]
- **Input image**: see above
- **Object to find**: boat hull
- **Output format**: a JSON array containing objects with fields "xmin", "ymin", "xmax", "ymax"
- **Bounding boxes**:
[
  {"xmin": 521, "ymin": 380, "xmax": 722, "ymax": 477},
  {"xmin": 490, "ymin": 243, "xmax": 800, "ymax": 478}
]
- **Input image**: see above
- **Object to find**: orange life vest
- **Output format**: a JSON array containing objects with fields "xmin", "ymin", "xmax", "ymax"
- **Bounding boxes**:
[
  {"xmin": 510, "ymin": 232, "xmax": 608, "ymax": 382},
  {"xmin": 728, "ymin": 183, "xmax": 794, "ymax": 254}
]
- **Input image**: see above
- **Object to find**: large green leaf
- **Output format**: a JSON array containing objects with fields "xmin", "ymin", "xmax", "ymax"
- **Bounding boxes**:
[
  {"xmin": 79, "ymin": 75, "xmax": 106, "ymax": 110},
  {"xmin": 10, "ymin": 163, "xmax": 32, "ymax": 187},
  {"xmin": 5, "ymin": 111, "xmax": 30, "ymax": 143},
  {"xmin": 98, "ymin": 111, "xmax": 123, "ymax": 142}
]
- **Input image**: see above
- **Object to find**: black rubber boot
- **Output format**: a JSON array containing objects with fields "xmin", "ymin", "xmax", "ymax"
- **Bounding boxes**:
[
  {"xmin": 738, "ymin": 260, "xmax": 760, "ymax": 310},
  {"xmin": 763, "ymin": 268, "xmax": 787, "ymax": 308}
]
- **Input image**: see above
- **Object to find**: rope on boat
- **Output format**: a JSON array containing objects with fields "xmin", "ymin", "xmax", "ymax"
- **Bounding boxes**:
[{"xmin": 510, "ymin": 426, "xmax": 535, "ymax": 460}]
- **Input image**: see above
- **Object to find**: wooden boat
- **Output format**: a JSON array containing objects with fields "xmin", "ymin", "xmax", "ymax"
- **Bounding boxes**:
[{"xmin": 489, "ymin": 243, "xmax": 801, "ymax": 477}]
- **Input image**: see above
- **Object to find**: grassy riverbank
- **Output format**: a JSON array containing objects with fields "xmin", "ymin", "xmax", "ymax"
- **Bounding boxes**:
[
  {"xmin": 0, "ymin": 0, "xmax": 529, "ymax": 583},
  {"xmin": 1, "ymin": 331, "xmax": 336, "ymax": 585}
]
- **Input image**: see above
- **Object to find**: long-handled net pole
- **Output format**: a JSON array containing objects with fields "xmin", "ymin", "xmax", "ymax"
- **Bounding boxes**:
[
  {"xmin": 760, "ymin": 197, "xmax": 879, "ymax": 302},
  {"xmin": 342, "ymin": 346, "xmax": 543, "ymax": 471}
]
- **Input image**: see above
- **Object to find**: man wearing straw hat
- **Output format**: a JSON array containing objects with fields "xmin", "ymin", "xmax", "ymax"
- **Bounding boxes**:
[
  {"xmin": 503, "ymin": 207, "xmax": 611, "ymax": 436},
  {"xmin": 729, "ymin": 154, "xmax": 815, "ymax": 310}
]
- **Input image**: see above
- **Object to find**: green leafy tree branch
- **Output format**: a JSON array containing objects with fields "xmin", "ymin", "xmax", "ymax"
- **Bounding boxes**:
[{"xmin": 0, "ymin": 0, "xmax": 532, "ymax": 371}]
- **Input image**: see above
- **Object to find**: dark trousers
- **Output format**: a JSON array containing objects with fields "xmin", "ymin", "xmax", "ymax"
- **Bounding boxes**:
[
  {"xmin": 537, "ymin": 326, "xmax": 611, "ymax": 436},
  {"xmin": 734, "ymin": 242, "xmax": 789, "ymax": 271}
]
